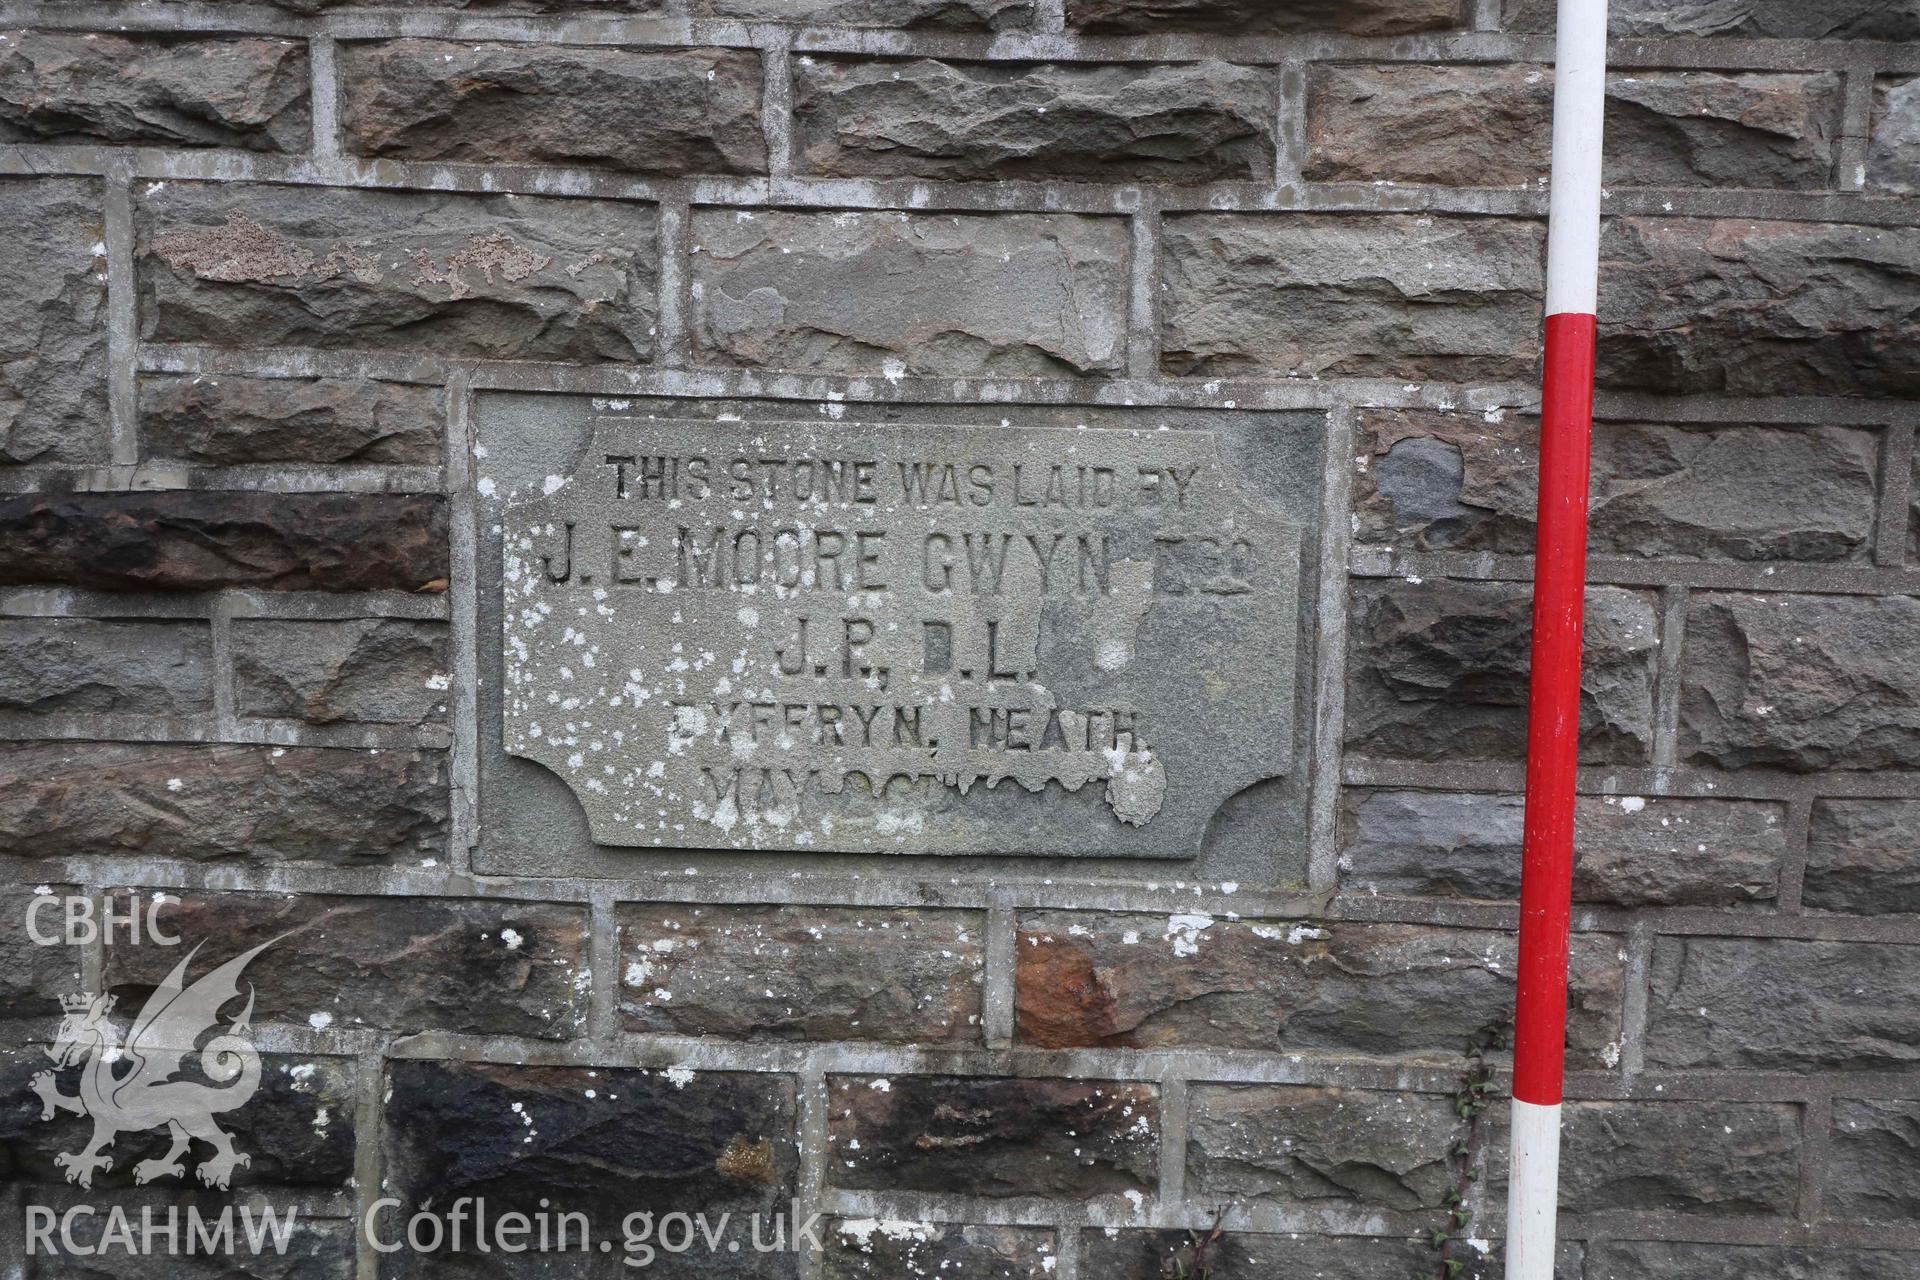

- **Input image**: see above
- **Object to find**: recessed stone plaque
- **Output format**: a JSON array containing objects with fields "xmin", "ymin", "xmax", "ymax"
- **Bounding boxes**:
[{"xmin": 497, "ymin": 416, "xmax": 1302, "ymax": 856}]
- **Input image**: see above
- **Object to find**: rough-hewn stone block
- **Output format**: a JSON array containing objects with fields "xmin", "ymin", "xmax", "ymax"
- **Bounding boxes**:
[
  {"xmin": 1068, "ymin": 0, "xmax": 1463, "ymax": 35},
  {"xmin": 1504, "ymin": 0, "xmax": 1920, "ymax": 38},
  {"xmin": 1341, "ymin": 790, "xmax": 1786, "ymax": 907},
  {"xmin": 0, "ymin": 178, "xmax": 107, "ymax": 467},
  {"xmin": 1353, "ymin": 410, "xmax": 1880, "ymax": 562},
  {"xmin": 0, "ymin": 618, "xmax": 213, "ymax": 715},
  {"xmin": 233, "ymin": 618, "xmax": 449, "ymax": 725},
  {"xmin": 707, "ymin": 0, "xmax": 1030, "ymax": 25},
  {"xmin": 0, "ymin": 741, "xmax": 447, "ymax": 863},
  {"xmin": 1681, "ymin": 593, "xmax": 1920, "ymax": 771},
  {"xmin": 139, "ymin": 183, "xmax": 657, "ymax": 362},
  {"xmin": 825, "ymin": 1074, "xmax": 1159, "ymax": 1196},
  {"xmin": 825, "ymin": 1222, "xmax": 1056, "ymax": 1279},
  {"xmin": 1603, "ymin": 418, "xmax": 1883, "ymax": 564},
  {"xmin": 1597, "ymin": 218, "xmax": 1920, "ymax": 397},
  {"xmin": 382, "ymin": 1059, "xmax": 798, "ymax": 1278},
  {"xmin": 1805, "ymin": 799, "xmax": 1920, "ymax": 915},
  {"xmin": 1080, "ymin": 1230, "xmax": 1436, "ymax": 1280},
  {"xmin": 691, "ymin": 209, "xmax": 1127, "ymax": 376},
  {"xmin": 0, "ymin": 492, "xmax": 448, "ymax": 593},
  {"xmin": 1160, "ymin": 215, "xmax": 1543, "ymax": 381},
  {"xmin": 1645, "ymin": 936, "xmax": 1920, "ymax": 1071},
  {"xmin": 0, "ymin": 884, "xmax": 80, "ymax": 1020},
  {"xmin": 1489, "ymin": 1100, "xmax": 1802, "ymax": 1217},
  {"xmin": 1869, "ymin": 77, "xmax": 1920, "ymax": 194},
  {"xmin": 1015, "ymin": 912, "xmax": 1624, "ymax": 1064},
  {"xmin": 1585, "ymin": 1242, "xmax": 1919, "ymax": 1280},
  {"xmin": 341, "ymin": 42, "xmax": 765, "ymax": 175},
  {"xmin": 1345, "ymin": 579, "xmax": 1657, "ymax": 764},
  {"xmin": 105, "ymin": 892, "xmax": 588, "ymax": 1039},
  {"xmin": 1829, "ymin": 1098, "xmax": 1920, "ymax": 1222},
  {"xmin": 793, "ymin": 57, "xmax": 1273, "ymax": 183},
  {"xmin": 618, "ymin": 904, "xmax": 984, "ymax": 1043},
  {"xmin": 1597, "ymin": 71, "xmax": 1841, "ymax": 190},
  {"xmin": 0, "ymin": 30, "xmax": 308, "ymax": 151},
  {"xmin": 1187, "ymin": 1085, "xmax": 1460, "ymax": 1211},
  {"xmin": 1307, "ymin": 65, "xmax": 1837, "ymax": 189},
  {"xmin": 1, "ymin": 1046, "xmax": 355, "ymax": 1189},
  {"xmin": 140, "ymin": 374, "xmax": 444, "ymax": 466}
]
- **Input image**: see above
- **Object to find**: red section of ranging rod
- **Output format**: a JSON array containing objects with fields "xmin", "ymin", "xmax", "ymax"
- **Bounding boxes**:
[{"xmin": 1511, "ymin": 310, "xmax": 1597, "ymax": 1109}]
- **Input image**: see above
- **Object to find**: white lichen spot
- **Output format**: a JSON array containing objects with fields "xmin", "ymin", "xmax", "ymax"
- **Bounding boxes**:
[{"xmin": 1163, "ymin": 914, "xmax": 1213, "ymax": 958}]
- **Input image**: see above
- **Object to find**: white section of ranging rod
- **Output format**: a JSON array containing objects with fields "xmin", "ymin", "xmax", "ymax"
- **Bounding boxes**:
[
  {"xmin": 1505, "ymin": 1098, "xmax": 1565, "ymax": 1279},
  {"xmin": 1543, "ymin": 0, "xmax": 1609, "ymax": 318}
]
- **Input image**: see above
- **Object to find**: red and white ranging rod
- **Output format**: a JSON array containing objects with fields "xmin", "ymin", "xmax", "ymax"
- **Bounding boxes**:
[{"xmin": 1507, "ymin": 0, "xmax": 1608, "ymax": 1277}]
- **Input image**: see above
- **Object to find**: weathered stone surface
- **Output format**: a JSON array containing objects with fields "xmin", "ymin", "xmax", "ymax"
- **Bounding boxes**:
[
  {"xmin": 793, "ymin": 57, "xmax": 1273, "ymax": 183},
  {"xmin": 619, "ymin": 905, "xmax": 984, "ymax": 1043},
  {"xmin": 233, "ymin": 619, "xmax": 449, "ymax": 725},
  {"xmin": 1015, "ymin": 913, "xmax": 1624, "ymax": 1064},
  {"xmin": 1596, "ymin": 218, "xmax": 1920, "ymax": 398},
  {"xmin": 0, "ymin": 619, "xmax": 213, "ymax": 715},
  {"xmin": 104, "ymin": 892, "xmax": 587, "ymax": 1039},
  {"xmin": 141, "ymin": 374, "xmax": 443, "ymax": 466},
  {"xmin": 692, "ymin": 210, "xmax": 1126, "ymax": 376},
  {"xmin": 1068, "ymin": 0, "xmax": 1462, "ymax": 35},
  {"xmin": 1585, "ymin": 1242, "xmax": 1920, "ymax": 1280},
  {"xmin": 0, "ymin": 492, "xmax": 448, "ymax": 593},
  {"xmin": 381, "ymin": 1059, "xmax": 797, "ymax": 1278},
  {"xmin": 139, "ymin": 183, "xmax": 657, "ymax": 361},
  {"xmin": 826, "ymin": 1074, "xmax": 1159, "ymax": 1196},
  {"xmin": 0, "ymin": 178, "xmax": 107, "ymax": 467},
  {"xmin": 496, "ymin": 417, "xmax": 1304, "ymax": 857},
  {"xmin": 1308, "ymin": 65, "xmax": 1836, "ymax": 189},
  {"xmin": 1805, "ymin": 799, "xmax": 1920, "ymax": 915},
  {"xmin": 1829, "ymin": 1098, "xmax": 1920, "ymax": 1222},
  {"xmin": 1340, "ymin": 790, "xmax": 1786, "ymax": 907},
  {"xmin": 1488, "ymin": 1100, "xmax": 1802, "ymax": 1216},
  {"xmin": 1160, "ymin": 215, "xmax": 1544, "ymax": 381},
  {"xmin": 1583, "ymin": 419, "xmax": 1878, "ymax": 561},
  {"xmin": 1505, "ymin": 0, "xmax": 1920, "ymax": 37},
  {"xmin": 1600, "ymin": 71, "xmax": 1840, "ymax": 189},
  {"xmin": 1, "ymin": 1046, "xmax": 354, "ymax": 1189},
  {"xmin": 1080, "ymin": 1230, "xmax": 1434, "ymax": 1280},
  {"xmin": 1353, "ymin": 410, "xmax": 1540, "ymax": 554},
  {"xmin": 1353, "ymin": 410, "xmax": 1879, "ymax": 562},
  {"xmin": 342, "ymin": 42, "xmax": 765, "ymax": 175},
  {"xmin": 707, "ymin": 0, "xmax": 1031, "ymax": 25},
  {"xmin": 0, "ymin": 884, "xmax": 80, "ymax": 1021},
  {"xmin": 0, "ymin": 741, "xmax": 447, "ymax": 863},
  {"xmin": 1645, "ymin": 936, "xmax": 1920, "ymax": 1071},
  {"xmin": 1345, "ymin": 579, "xmax": 1658, "ymax": 764},
  {"xmin": 1187, "ymin": 1085, "xmax": 1460, "ymax": 1211},
  {"xmin": 1827, "ymin": 1097, "xmax": 1920, "ymax": 1228},
  {"xmin": 0, "ymin": 30, "xmax": 308, "ymax": 150},
  {"xmin": 1681, "ymin": 593, "xmax": 1920, "ymax": 771},
  {"xmin": 825, "ymin": 1222, "xmax": 1056, "ymax": 1279},
  {"xmin": 1868, "ymin": 77, "xmax": 1920, "ymax": 194}
]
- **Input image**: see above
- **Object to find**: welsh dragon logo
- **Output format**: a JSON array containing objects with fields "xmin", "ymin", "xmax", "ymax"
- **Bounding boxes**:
[{"xmin": 31, "ymin": 940, "xmax": 273, "ymax": 1190}]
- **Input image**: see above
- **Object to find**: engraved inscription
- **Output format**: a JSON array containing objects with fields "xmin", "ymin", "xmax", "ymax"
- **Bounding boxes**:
[{"xmin": 500, "ymin": 419, "xmax": 1301, "ymax": 856}]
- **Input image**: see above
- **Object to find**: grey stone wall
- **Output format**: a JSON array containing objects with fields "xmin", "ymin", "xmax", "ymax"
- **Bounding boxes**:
[{"xmin": 1, "ymin": 2, "xmax": 1918, "ymax": 1279}]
